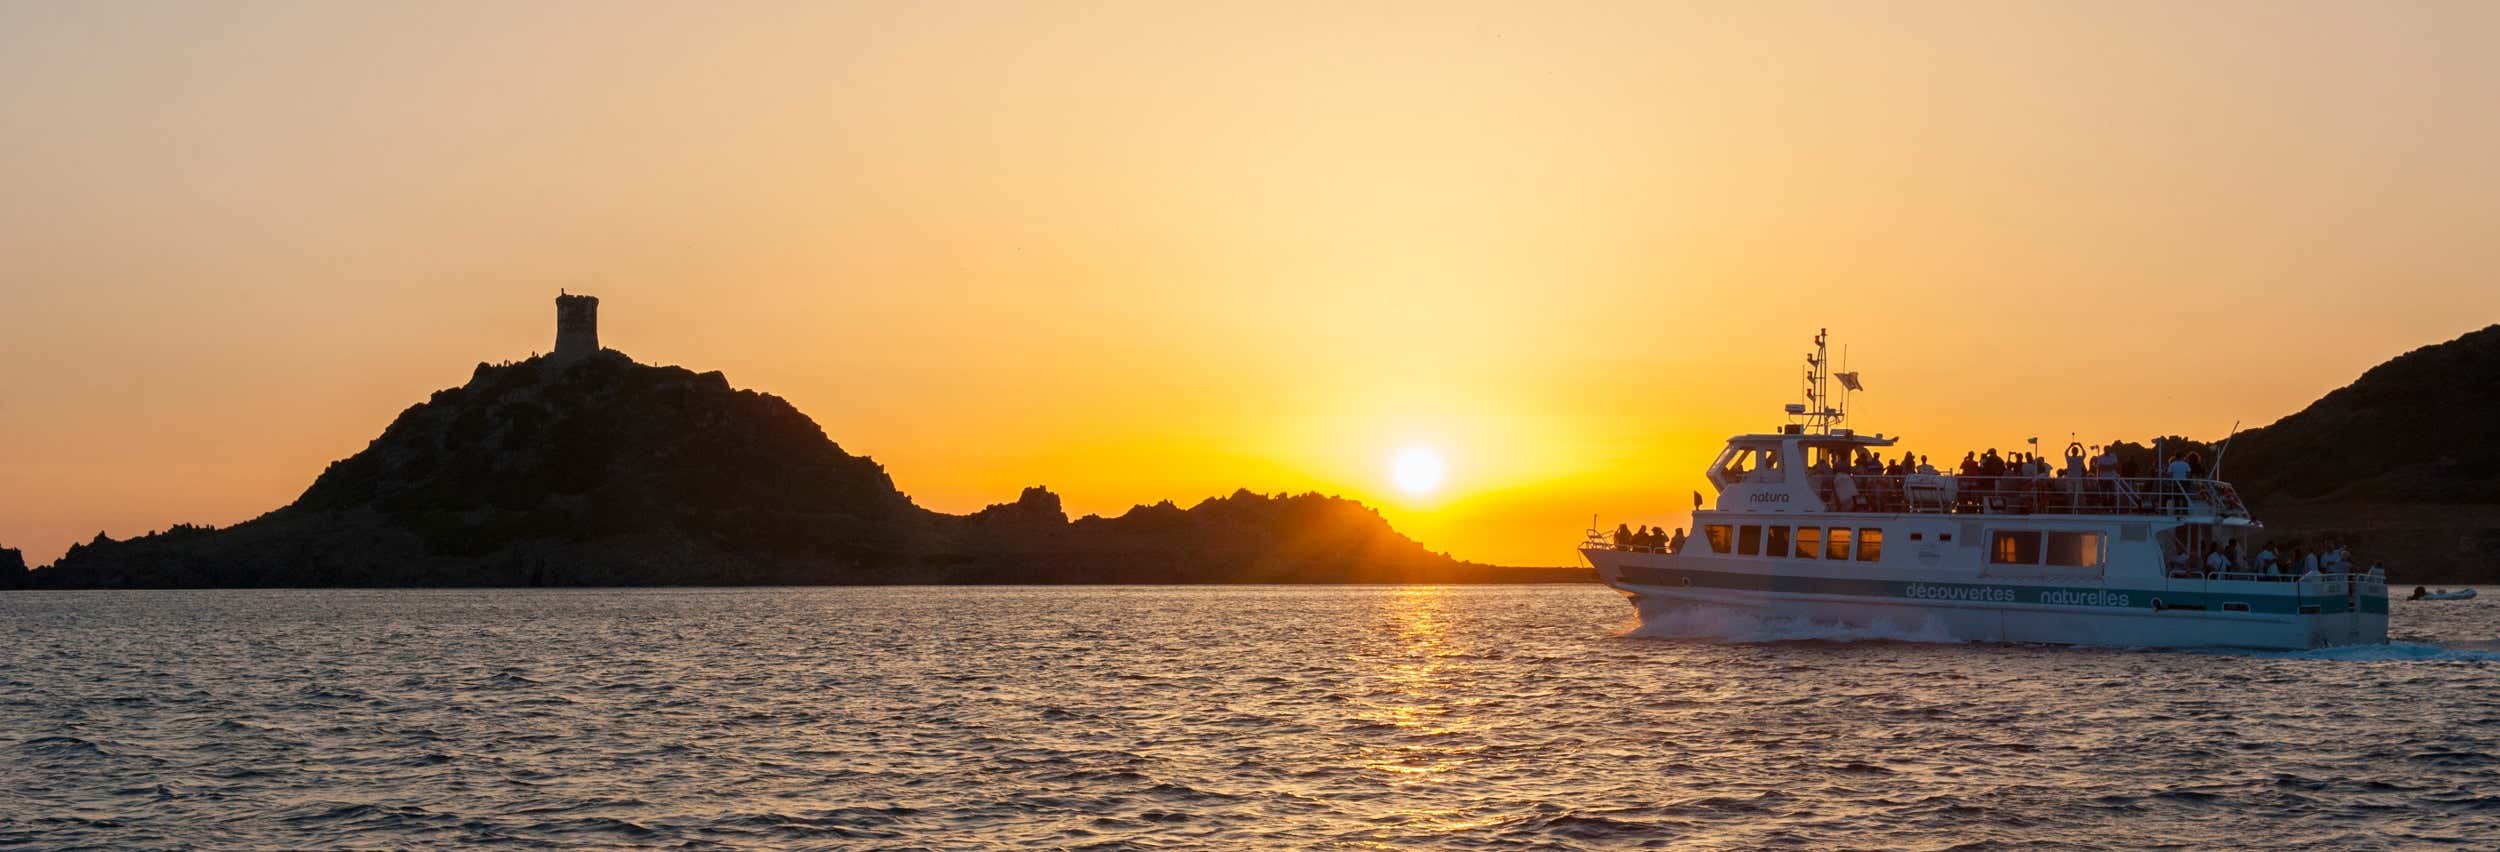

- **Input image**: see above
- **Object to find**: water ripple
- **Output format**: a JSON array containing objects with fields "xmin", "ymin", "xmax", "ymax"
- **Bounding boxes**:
[{"xmin": 0, "ymin": 586, "xmax": 2494, "ymax": 849}]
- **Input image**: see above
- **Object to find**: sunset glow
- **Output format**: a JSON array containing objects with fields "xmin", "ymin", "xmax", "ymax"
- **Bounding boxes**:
[
  {"xmin": 1391, "ymin": 446, "xmax": 1448, "ymax": 497},
  {"xmin": 4, "ymin": 3, "xmax": 2500, "ymax": 568}
]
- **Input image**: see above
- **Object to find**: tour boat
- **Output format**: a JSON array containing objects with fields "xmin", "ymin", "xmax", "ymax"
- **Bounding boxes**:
[{"xmin": 1583, "ymin": 331, "xmax": 2388, "ymax": 650}]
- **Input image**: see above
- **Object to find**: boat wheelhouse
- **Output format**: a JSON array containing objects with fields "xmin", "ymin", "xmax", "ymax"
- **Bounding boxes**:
[{"xmin": 1584, "ymin": 331, "xmax": 2387, "ymax": 650}]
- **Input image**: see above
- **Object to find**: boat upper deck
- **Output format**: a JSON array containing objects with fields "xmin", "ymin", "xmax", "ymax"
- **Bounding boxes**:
[
  {"xmin": 1690, "ymin": 329, "xmax": 2255, "ymax": 523},
  {"xmin": 1770, "ymin": 472, "xmax": 2249, "ymax": 520}
]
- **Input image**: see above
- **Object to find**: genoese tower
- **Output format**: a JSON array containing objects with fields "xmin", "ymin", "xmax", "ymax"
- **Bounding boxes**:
[{"xmin": 553, "ymin": 290, "xmax": 599, "ymax": 363}]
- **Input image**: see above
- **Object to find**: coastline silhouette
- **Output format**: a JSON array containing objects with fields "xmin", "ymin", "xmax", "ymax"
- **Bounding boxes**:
[
  {"xmin": 6, "ymin": 298, "xmax": 2497, "ymax": 588},
  {"xmin": 14, "ymin": 296, "xmax": 1575, "ymax": 589}
]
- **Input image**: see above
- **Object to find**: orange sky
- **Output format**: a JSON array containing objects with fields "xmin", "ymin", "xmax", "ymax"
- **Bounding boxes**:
[{"xmin": 5, "ymin": 2, "xmax": 2499, "ymax": 567}]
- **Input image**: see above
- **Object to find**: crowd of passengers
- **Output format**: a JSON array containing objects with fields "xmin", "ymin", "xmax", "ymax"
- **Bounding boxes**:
[
  {"xmin": 1612, "ymin": 524, "xmax": 1686, "ymax": 552},
  {"xmin": 1723, "ymin": 444, "xmax": 2238, "ymax": 515},
  {"xmin": 2170, "ymin": 539, "xmax": 2377, "ymax": 580},
  {"xmin": 1731, "ymin": 445, "xmax": 2216, "ymax": 482}
]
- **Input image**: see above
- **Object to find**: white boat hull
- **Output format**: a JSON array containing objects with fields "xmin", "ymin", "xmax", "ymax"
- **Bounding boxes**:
[{"xmin": 1591, "ymin": 549, "xmax": 2388, "ymax": 651}]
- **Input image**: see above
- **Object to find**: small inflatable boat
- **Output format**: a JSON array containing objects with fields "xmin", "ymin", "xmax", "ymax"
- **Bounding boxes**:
[{"xmin": 2409, "ymin": 588, "xmax": 2478, "ymax": 601}]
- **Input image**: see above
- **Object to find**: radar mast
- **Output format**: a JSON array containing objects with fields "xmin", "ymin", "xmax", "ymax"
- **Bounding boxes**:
[{"xmin": 1788, "ymin": 329, "xmax": 1863, "ymax": 436}]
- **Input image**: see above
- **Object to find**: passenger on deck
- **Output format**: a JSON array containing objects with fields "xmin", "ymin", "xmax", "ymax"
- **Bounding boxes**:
[
  {"xmin": 1834, "ymin": 468, "xmax": 1860, "ymax": 510},
  {"xmin": 2300, "ymin": 548, "xmax": 2322, "ymax": 574},
  {"xmin": 1670, "ymin": 528, "xmax": 1687, "ymax": 553},
  {"xmin": 2184, "ymin": 451, "xmax": 2205, "ymax": 479},
  {"xmin": 1960, "ymin": 452, "xmax": 1981, "ymax": 476},
  {"xmin": 2166, "ymin": 454, "xmax": 2190, "ymax": 480},
  {"xmin": 1917, "ymin": 455, "xmax": 1937, "ymax": 475},
  {"xmin": 2205, "ymin": 546, "xmax": 2230, "ymax": 575},
  {"xmin": 1982, "ymin": 449, "xmax": 2006, "ymax": 478},
  {"xmin": 1614, "ymin": 524, "xmax": 1632, "ymax": 548},
  {"xmin": 2257, "ymin": 545, "xmax": 2279, "ymax": 574},
  {"xmin": 2094, "ymin": 445, "xmax": 2120, "ymax": 478},
  {"xmin": 1634, "ymin": 525, "xmax": 1653, "ymax": 549}
]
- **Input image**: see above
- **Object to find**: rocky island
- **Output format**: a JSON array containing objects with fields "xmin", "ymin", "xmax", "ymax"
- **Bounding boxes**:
[{"xmin": 12, "ymin": 295, "xmax": 1573, "ymax": 588}]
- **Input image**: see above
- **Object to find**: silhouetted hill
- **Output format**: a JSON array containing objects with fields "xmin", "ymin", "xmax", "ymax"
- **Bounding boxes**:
[
  {"xmin": 23, "ymin": 350, "xmax": 1559, "ymax": 588},
  {"xmin": 2219, "ymin": 324, "xmax": 2500, "ymax": 506},
  {"xmin": 2209, "ymin": 324, "xmax": 2500, "ymax": 582},
  {"xmin": 935, "ymin": 488, "xmax": 1557, "ymax": 584}
]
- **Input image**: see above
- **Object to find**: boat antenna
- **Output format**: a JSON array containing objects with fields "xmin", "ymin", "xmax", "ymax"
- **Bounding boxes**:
[
  {"xmin": 1792, "ymin": 329, "xmax": 1850, "ymax": 435},
  {"xmin": 2210, "ymin": 420, "xmax": 2242, "ymax": 479}
]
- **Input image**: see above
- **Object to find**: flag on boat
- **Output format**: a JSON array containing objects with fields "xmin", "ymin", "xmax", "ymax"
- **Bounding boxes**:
[{"xmin": 1836, "ymin": 371, "xmax": 1863, "ymax": 391}]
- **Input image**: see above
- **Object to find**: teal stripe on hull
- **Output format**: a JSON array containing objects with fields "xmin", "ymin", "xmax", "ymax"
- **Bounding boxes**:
[{"xmin": 1611, "ymin": 565, "xmax": 2378, "ymax": 616}]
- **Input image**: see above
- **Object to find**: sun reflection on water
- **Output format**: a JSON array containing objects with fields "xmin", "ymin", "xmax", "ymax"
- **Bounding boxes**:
[{"xmin": 1350, "ymin": 587, "xmax": 1483, "ymax": 782}]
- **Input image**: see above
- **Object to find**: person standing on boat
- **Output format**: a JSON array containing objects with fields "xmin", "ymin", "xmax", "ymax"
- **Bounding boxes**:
[
  {"xmin": 2301, "ymin": 547, "xmax": 2322, "ymax": 574},
  {"xmin": 2257, "ymin": 544, "xmax": 2279, "ymax": 575},
  {"xmin": 1669, "ymin": 528, "xmax": 1687, "ymax": 553},
  {"xmin": 1613, "ymin": 524, "xmax": 1632, "ymax": 548},
  {"xmin": 2091, "ymin": 445, "xmax": 2122, "ymax": 509}
]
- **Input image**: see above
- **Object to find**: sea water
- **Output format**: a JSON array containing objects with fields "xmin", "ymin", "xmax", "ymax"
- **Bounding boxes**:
[{"xmin": 4, "ymin": 585, "xmax": 2495, "ymax": 849}]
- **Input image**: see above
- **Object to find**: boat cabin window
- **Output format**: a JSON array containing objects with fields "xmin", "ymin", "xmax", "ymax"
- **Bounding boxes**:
[
  {"xmin": 1765, "ymin": 526, "xmax": 1790, "ymax": 558},
  {"xmin": 1856, "ymin": 528, "xmax": 1883, "ymax": 561},
  {"xmin": 1737, "ymin": 525, "xmax": 1762, "ymax": 556},
  {"xmin": 2046, "ymin": 532, "xmax": 2105, "ymax": 567},
  {"xmin": 1989, "ymin": 530, "xmax": 2107, "ymax": 567},
  {"xmin": 1795, "ymin": 527, "xmax": 1822, "ymax": 559},
  {"xmin": 1990, "ymin": 531, "xmax": 2043, "ymax": 565},
  {"xmin": 1826, "ymin": 528, "xmax": 1852, "ymax": 560},
  {"xmin": 1720, "ymin": 446, "xmax": 1784, "ymax": 482},
  {"xmin": 1704, "ymin": 524, "xmax": 1732, "ymax": 554}
]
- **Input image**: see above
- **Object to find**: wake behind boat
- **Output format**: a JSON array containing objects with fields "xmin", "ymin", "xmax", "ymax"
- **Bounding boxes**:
[{"xmin": 1585, "ymin": 331, "xmax": 2389, "ymax": 650}]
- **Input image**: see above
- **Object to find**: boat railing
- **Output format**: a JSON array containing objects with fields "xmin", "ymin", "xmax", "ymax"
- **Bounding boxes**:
[
  {"xmin": 1808, "ymin": 473, "xmax": 2248, "ymax": 519},
  {"xmin": 2152, "ymin": 569, "xmax": 2386, "ymax": 590}
]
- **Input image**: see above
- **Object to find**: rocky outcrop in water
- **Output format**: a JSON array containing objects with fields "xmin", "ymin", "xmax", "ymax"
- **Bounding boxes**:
[{"xmin": 26, "ymin": 353, "xmax": 1544, "ymax": 588}]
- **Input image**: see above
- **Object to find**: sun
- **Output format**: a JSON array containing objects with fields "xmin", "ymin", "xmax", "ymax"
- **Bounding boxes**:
[{"xmin": 1390, "ymin": 445, "xmax": 1447, "ymax": 496}]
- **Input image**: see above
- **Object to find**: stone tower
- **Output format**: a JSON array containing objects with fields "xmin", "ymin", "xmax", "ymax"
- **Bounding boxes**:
[{"xmin": 554, "ymin": 291, "xmax": 599, "ymax": 362}]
